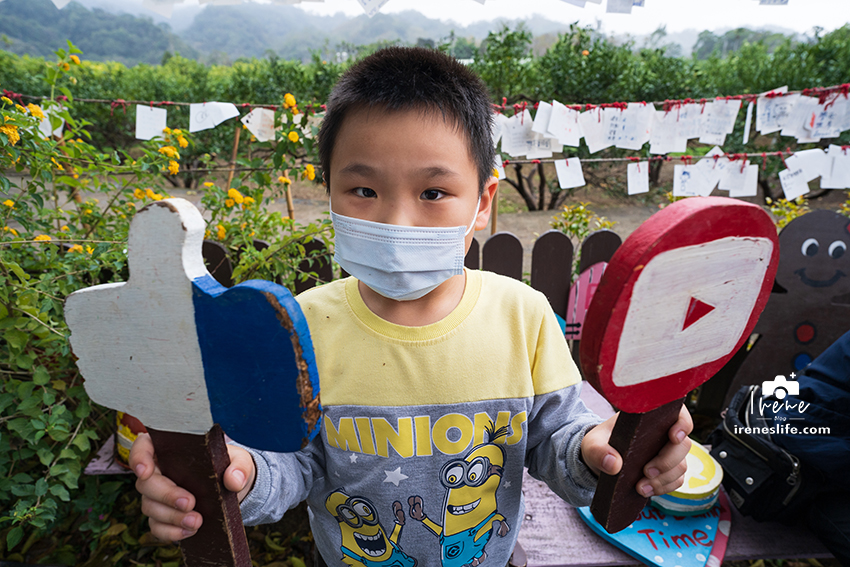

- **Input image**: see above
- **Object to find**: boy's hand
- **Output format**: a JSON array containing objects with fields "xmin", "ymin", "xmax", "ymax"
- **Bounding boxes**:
[
  {"xmin": 580, "ymin": 406, "xmax": 693, "ymax": 498},
  {"xmin": 129, "ymin": 433, "xmax": 256, "ymax": 542}
]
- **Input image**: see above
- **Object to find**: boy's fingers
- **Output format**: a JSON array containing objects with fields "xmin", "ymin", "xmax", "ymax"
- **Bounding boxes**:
[
  {"xmin": 135, "ymin": 469, "xmax": 196, "ymax": 514},
  {"xmin": 129, "ymin": 433, "xmax": 156, "ymax": 480},
  {"xmin": 141, "ymin": 497, "xmax": 203, "ymax": 535},
  {"xmin": 669, "ymin": 406, "xmax": 694, "ymax": 444},
  {"xmin": 148, "ymin": 515, "xmax": 200, "ymax": 543},
  {"xmin": 581, "ymin": 416, "xmax": 622, "ymax": 476},
  {"xmin": 638, "ymin": 436, "xmax": 691, "ymax": 497},
  {"xmin": 223, "ymin": 446, "xmax": 255, "ymax": 495}
]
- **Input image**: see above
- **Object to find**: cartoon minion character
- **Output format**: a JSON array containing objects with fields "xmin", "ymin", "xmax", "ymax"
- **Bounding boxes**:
[
  {"xmin": 408, "ymin": 425, "xmax": 510, "ymax": 567},
  {"xmin": 325, "ymin": 489, "xmax": 417, "ymax": 567}
]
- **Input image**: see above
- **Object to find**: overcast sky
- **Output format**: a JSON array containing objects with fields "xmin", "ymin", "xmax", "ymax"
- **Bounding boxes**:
[
  {"xmin": 297, "ymin": 0, "xmax": 850, "ymax": 34},
  {"xmin": 79, "ymin": 0, "xmax": 850, "ymax": 35}
]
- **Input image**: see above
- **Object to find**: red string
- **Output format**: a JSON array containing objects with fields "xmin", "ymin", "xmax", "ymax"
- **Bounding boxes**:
[
  {"xmin": 2, "ymin": 90, "xmax": 24, "ymax": 103},
  {"xmin": 110, "ymin": 99, "xmax": 127, "ymax": 116},
  {"xmin": 761, "ymin": 152, "xmax": 768, "ymax": 171}
]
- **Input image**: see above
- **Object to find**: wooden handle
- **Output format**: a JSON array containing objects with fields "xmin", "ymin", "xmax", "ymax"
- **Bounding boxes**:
[
  {"xmin": 147, "ymin": 424, "xmax": 251, "ymax": 567},
  {"xmin": 590, "ymin": 398, "xmax": 683, "ymax": 534}
]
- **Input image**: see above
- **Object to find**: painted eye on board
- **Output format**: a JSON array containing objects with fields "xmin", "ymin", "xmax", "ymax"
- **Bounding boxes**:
[
  {"xmin": 801, "ymin": 238, "xmax": 819, "ymax": 257},
  {"xmin": 829, "ymin": 240, "xmax": 846, "ymax": 259}
]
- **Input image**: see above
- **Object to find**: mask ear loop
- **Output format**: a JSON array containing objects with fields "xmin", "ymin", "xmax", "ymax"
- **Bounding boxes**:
[{"xmin": 465, "ymin": 196, "xmax": 482, "ymax": 237}]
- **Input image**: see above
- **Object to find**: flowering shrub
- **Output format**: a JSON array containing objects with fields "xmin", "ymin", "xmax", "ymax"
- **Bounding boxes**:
[
  {"xmin": 550, "ymin": 202, "xmax": 616, "ymax": 277},
  {"xmin": 0, "ymin": 42, "xmax": 331, "ymax": 562}
]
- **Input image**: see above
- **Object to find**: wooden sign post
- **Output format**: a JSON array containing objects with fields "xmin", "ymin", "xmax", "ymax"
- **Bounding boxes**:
[
  {"xmin": 65, "ymin": 199, "xmax": 321, "ymax": 566},
  {"xmin": 580, "ymin": 196, "xmax": 778, "ymax": 533}
]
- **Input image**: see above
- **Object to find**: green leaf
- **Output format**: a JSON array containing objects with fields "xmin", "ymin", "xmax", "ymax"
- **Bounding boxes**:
[
  {"xmin": 35, "ymin": 477, "xmax": 48, "ymax": 497},
  {"xmin": 33, "ymin": 366, "xmax": 50, "ymax": 386},
  {"xmin": 72, "ymin": 434, "xmax": 90, "ymax": 453},
  {"xmin": 4, "ymin": 329, "xmax": 28, "ymax": 350},
  {"xmin": 37, "ymin": 447, "xmax": 53, "ymax": 466},
  {"xmin": 7, "ymin": 526, "xmax": 23, "ymax": 550},
  {"xmin": 49, "ymin": 484, "xmax": 70, "ymax": 502}
]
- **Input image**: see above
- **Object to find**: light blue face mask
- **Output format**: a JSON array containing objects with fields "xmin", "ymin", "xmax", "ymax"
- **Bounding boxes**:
[{"xmin": 330, "ymin": 199, "xmax": 480, "ymax": 302}]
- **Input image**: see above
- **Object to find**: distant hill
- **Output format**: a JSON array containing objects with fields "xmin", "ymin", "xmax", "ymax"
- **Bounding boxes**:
[
  {"xmin": 0, "ymin": 0, "xmax": 196, "ymax": 65},
  {"xmin": 0, "ymin": 0, "xmax": 803, "ymax": 66}
]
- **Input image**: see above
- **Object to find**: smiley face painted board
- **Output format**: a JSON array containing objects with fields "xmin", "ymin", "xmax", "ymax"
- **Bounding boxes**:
[
  {"xmin": 722, "ymin": 210, "xmax": 850, "ymax": 408},
  {"xmin": 580, "ymin": 196, "xmax": 778, "ymax": 533},
  {"xmin": 65, "ymin": 198, "xmax": 321, "ymax": 567}
]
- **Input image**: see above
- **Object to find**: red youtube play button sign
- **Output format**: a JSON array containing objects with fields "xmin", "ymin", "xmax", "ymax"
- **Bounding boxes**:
[{"xmin": 582, "ymin": 196, "xmax": 779, "ymax": 414}]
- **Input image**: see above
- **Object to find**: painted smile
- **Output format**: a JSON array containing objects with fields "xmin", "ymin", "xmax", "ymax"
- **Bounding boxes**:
[
  {"xmin": 354, "ymin": 532, "xmax": 387, "ymax": 557},
  {"xmin": 794, "ymin": 268, "xmax": 846, "ymax": 288},
  {"xmin": 448, "ymin": 499, "xmax": 480, "ymax": 515}
]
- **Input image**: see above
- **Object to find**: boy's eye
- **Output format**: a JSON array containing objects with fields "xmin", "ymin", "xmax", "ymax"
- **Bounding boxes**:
[
  {"xmin": 421, "ymin": 189, "xmax": 444, "ymax": 201},
  {"xmin": 353, "ymin": 187, "xmax": 377, "ymax": 198}
]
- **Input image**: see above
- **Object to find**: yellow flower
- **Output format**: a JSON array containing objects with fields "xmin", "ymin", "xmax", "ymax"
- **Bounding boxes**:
[
  {"xmin": 291, "ymin": 106, "xmax": 300, "ymax": 115},
  {"xmin": 134, "ymin": 188, "xmax": 146, "ymax": 199},
  {"xmin": 0, "ymin": 124, "xmax": 20, "ymax": 145},
  {"xmin": 3, "ymin": 226, "xmax": 18, "ymax": 236},
  {"xmin": 162, "ymin": 127, "xmax": 172, "ymax": 135},
  {"xmin": 177, "ymin": 135, "xmax": 188, "ymax": 149},
  {"xmin": 492, "ymin": 167, "xmax": 500, "ymax": 179},
  {"xmin": 303, "ymin": 163, "xmax": 316, "ymax": 181},
  {"xmin": 34, "ymin": 234, "xmax": 52, "ymax": 242},
  {"xmin": 3, "ymin": 199, "xmax": 14, "ymax": 208},
  {"xmin": 227, "ymin": 188, "xmax": 244, "ymax": 204},
  {"xmin": 151, "ymin": 192, "xmax": 163, "ymax": 201},
  {"xmin": 172, "ymin": 129, "xmax": 182, "ymax": 136},
  {"xmin": 278, "ymin": 176, "xmax": 292, "ymax": 185},
  {"xmin": 205, "ymin": 229, "xmax": 211, "ymax": 239},
  {"xmin": 582, "ymin": 49, "xmax": 590, "ymax": 56},
  {"xmin": 225, "ymin": 198, "xmax": 235, "ymax": 208},
  {"xmin": 62, "ymin": 62, "xmax": 70, "ymax": 71},
  {"xmin": 284, "ymin": 93, "xmax": 296, "ymax": 108},
  {"xmin": 73, "ymin": 174, "xmax": 79, "ymax": 179},
  {"xmin": 168, "ymin": 160, "xmax": 179, "ymax": 175},
  {"xmin": 203, "ymin": 181, "xmax": 215, "ymax": 187},
  {"xmin": 15, "ymin": 104, "xmax": 26, "ymax": 113},
  {"xmin": 216, "ymin": 224, "xmax": 226, "ymax": 240},
  {"xmin": 60, "ymin": 225, "xmax": 69, "ymax": 232},
  {"xmin": 287, "ymin": 131, "xmax": 300, "ymax": 143},
  {"xmin": 26, "ymin": 104, "xmax": 45, "ymax": 120},
  {"xmin": 68, "ymin": 244, "xmax": 83, "ymax": 253},
  {"xmin": 158, "ymin": 145, "xmax": 179, "ymax": 159},
  {"xmin": 85, "ymin": 245, "xmax": 94, "ymax": 254},
  {"xmin": 127, "ymin": 202, "xmax": 135, "ymax": 209},
  {"xmin": 243, "ymin": 196, "xmax": 255, "ymax": 207},
  {"xmin": 70, "ymin": 55, "xmax": 80, "ymax": 65},
  {"xmin": 0, "ymin": 96, "xmax": 12, "ymax": 106},
  {"xmin": 84, "ymin": 209, "xmax": 92, "ymax": 214},
  {"xmin": 145, "ymin": 188, "xmax": 156, "ymax": 199}
]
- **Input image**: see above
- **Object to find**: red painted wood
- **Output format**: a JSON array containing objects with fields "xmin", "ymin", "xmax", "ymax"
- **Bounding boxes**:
[{"xmin": 580, "ymin": 197, "xmax": 779, "ymax": 413}]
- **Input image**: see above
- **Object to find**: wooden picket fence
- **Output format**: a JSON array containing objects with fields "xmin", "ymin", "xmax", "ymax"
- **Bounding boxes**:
[{"xmin": 199, "ymin": 228, "xmax": 623, "ymax": 371}]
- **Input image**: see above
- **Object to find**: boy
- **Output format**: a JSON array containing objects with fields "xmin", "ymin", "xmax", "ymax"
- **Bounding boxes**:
[{"xmin": 131, "ymin": 47, "xmax": 692, "ymax": 566}]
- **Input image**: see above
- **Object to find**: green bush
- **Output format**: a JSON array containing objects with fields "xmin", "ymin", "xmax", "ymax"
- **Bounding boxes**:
[{"xmin": 0, "ymin": 42, "xmax": 331, "ymax": 562}]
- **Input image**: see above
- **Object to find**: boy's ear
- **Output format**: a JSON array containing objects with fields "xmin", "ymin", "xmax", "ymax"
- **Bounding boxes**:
[{"xmin": 474, "ymin": 176, "xmax": 500, "ymax": 232}]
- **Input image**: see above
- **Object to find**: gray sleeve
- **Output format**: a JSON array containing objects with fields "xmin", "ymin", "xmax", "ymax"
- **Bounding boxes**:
[
  {"xmin": 524, "ymin": 380, "xmax": 604, "ymax": 507},
  {"xmin": 230, "ymin": 435, "xmax": 326, "ymax": 526}
]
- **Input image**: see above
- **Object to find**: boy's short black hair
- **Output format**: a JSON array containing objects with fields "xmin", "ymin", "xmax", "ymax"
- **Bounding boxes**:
[{"xmin": 318, "ymin": 46, "xmax": 495, "ymax": 195}]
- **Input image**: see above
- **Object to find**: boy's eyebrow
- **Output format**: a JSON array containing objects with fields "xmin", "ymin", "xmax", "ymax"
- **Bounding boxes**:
[{"xmin": 339, "ymin": 163, "xmax": 460, "ymax": 179}]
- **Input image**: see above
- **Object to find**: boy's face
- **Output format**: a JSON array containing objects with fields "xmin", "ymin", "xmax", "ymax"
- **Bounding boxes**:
[{"xmin": 328, "ymin": 107, "xmax": 497, "ymax": 253}]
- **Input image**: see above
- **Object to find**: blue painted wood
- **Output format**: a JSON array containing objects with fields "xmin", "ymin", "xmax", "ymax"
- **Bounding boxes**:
[
  {"xmin": 577, "ymin": 503, "xmax": 721, "ymax": 567},
  {"xmin": 192, "ymin": 274, "xmax": 321, "ymax": 452}
]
